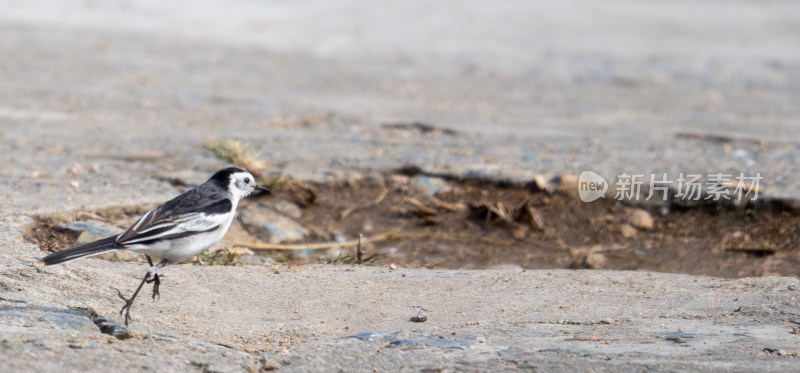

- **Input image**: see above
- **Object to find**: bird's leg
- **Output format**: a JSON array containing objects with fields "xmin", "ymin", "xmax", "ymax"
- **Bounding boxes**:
[
  {"xmin": 145, "ymin": 255, "xmax": 161, "ymax": 300},
  {"xmin": 116, "ymin": 258, "xmax": 168, "ymax": 326},
  {"xmin": 116, "ymin": 272, "xmax": 150, "ymax": 326}
]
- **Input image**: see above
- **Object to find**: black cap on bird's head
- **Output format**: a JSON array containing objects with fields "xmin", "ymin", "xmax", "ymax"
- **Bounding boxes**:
[{"xmin": 208, "ymin": 167, "xmax": 270, "ymax": 197}]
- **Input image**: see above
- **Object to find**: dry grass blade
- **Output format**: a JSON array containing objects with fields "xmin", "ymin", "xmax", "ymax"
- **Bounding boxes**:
[
  {"xmin": 231, "ymin": 230, "xmax": 516, "ymax": 251},
  {"xmin": 231, "ymin": 231, "xmax": 411, "ymax": 251},
  {"xmin": 340, "ymin": 186, "xmax": 389, "ymax": 219},
  {"xmin": 486, "ymin": 201, "xmax": 513, "ymax": 223},
  {"xmin": 402, "ymin": 197, "xmax": 438, "ymax": 216},
  {"xmin": 202, "ymin": 138, "xmax": 270, "ymax": 179},
  {"xmin": 428, "ymin": 197, "xmax": 467, "ymax": 212},
  {"xmin": 510, "ymin": 224, "xmax": 528, "ymax": 240},
  {"xmin": 75, "ymin": 211, "xmax": 110, "ymax": 222},
  {"xmin": 520, "ymin": 203, "xmax": 545, "ymax": 231}
]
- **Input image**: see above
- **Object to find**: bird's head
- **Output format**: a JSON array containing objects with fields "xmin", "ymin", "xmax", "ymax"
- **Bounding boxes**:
[{"xmin": 210, "ymin": 167, "xmax": 270, "ymax": 201}]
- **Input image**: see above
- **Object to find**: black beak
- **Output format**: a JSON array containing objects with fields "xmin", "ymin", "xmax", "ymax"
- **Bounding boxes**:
[{"xmin": 255, "ymin": 185, "xmax": 271, "ymax": 193}]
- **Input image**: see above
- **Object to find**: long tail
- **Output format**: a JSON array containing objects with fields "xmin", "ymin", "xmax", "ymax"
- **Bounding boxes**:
[{"xmin": 41, "ymin": 235, "xmax": 120, "ymax": 265}]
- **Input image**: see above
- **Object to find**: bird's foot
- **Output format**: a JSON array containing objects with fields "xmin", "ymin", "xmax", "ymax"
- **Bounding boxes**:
[
  {"xmin": 146, "ymin": 274, "xmax": 160, "ymax": 300},
  {"xmin": 114, "ymin": 288, "xmax": 136, "ymax": 326}
]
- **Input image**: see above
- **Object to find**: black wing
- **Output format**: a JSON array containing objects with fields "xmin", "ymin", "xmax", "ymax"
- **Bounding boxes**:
[{"xmin": 115, "ymin": 187, "xmax": 232, "ymax": 246}]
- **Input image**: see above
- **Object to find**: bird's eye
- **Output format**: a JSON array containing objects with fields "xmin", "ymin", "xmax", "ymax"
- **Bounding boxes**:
[{"xmin": 244, "ymin": 177, "xmax": 251, "ymax": 184}]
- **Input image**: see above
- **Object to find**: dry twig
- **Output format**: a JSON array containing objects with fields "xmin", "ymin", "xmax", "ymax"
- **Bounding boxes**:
[
  {"xmin": 340, "ymin": 187, "xmax": 389, "ymax": 219},
  {"xmin": 402, "ymin": 197, "xmax": 438, "ymax": 216},
  {"xmin": 231, "ymin": 229, "xmax": 515, "ymax": 251}
]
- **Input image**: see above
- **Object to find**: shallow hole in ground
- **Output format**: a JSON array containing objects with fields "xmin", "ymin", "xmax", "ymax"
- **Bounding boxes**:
[{"xmin": 24, "ymin": 174, "xmax": 800, "ymax": 278}]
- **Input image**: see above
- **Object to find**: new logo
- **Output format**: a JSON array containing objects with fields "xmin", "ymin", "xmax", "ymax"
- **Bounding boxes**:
[{"xmin": 578, "ymin": 171, "xmax": 608, "ymax": 202}]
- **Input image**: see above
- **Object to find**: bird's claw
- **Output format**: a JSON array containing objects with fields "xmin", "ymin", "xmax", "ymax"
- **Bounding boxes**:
[
  {"xmin": 146, "ymin": 274, "xmax": 161, "ymax": 300},
  {"xmin": 114, "ymin": 288, "xmax": 135, "ymax": 326}
]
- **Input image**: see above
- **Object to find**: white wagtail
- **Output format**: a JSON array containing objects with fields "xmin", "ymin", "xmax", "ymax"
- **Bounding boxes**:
[{"xmin": 41, "ymin": 167, "xmax": 269, "ymax": 325}]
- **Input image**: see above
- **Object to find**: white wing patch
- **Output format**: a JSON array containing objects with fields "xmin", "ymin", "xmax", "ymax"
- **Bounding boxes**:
[
  {"xmin": 136, "ymin": 222, "xmax": 175, "ymax": 234},
  {"xmin": 116, "ymin": 211, "xmax": 229, "ymax": 245},
  {"xmin": 131, "ymin": 210, "xmax": 156, "ymax": 231}
]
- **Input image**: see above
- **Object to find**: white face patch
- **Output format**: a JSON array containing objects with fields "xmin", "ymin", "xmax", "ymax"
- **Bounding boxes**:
[{"xmin": 228, "ymin": 172, "xmax": 256, "ymax": 200}]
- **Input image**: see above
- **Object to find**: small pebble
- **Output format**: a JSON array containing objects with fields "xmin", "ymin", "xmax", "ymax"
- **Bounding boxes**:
[
  {"xmin": 627, "ymin": 208, "xmax": 654, "ymax": 230},
  {"xmin": 619, "ymin": 224, "xmax": 637, "ymax": 238},
  {"xmin": 557, "ymin": 174, "xmax": 580, "ymax": 194},
  {"xmin": 388, "ymin": 263, "xmax": 397, "ymax": 270},
  {"xmin": 533, "ymin": 174, "xmax": 549, "ymax": 191},
  {"xmin": 410, "ymin": 310, "xmax": 427, "ymax": 323},
  {"xmin": 68, "ymin": 164, "xmax": 83, "ymax": 177},
  {"xmin": 586, "ymin": 252, "xmax": 607, "ymax": 269}
]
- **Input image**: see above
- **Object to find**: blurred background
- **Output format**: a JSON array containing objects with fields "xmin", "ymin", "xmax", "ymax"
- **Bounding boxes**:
[{"xmin": 2, "ymin": 0, "xmax": 799, "ymax": 196}]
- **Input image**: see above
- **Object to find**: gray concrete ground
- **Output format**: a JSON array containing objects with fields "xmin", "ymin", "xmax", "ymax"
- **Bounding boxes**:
[
  {"xmin": 3, "ymin": 228, "xmax": 800, "ymax": 372},
  {"xmin": 2, "ymin": 1, "xmax": 800, "ymax": 371}
]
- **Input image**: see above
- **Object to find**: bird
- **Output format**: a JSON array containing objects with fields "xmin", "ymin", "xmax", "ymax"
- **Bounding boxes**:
[{"xmin": 41, "ymin": 167, "xmax": 270, "ymax": 325}]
